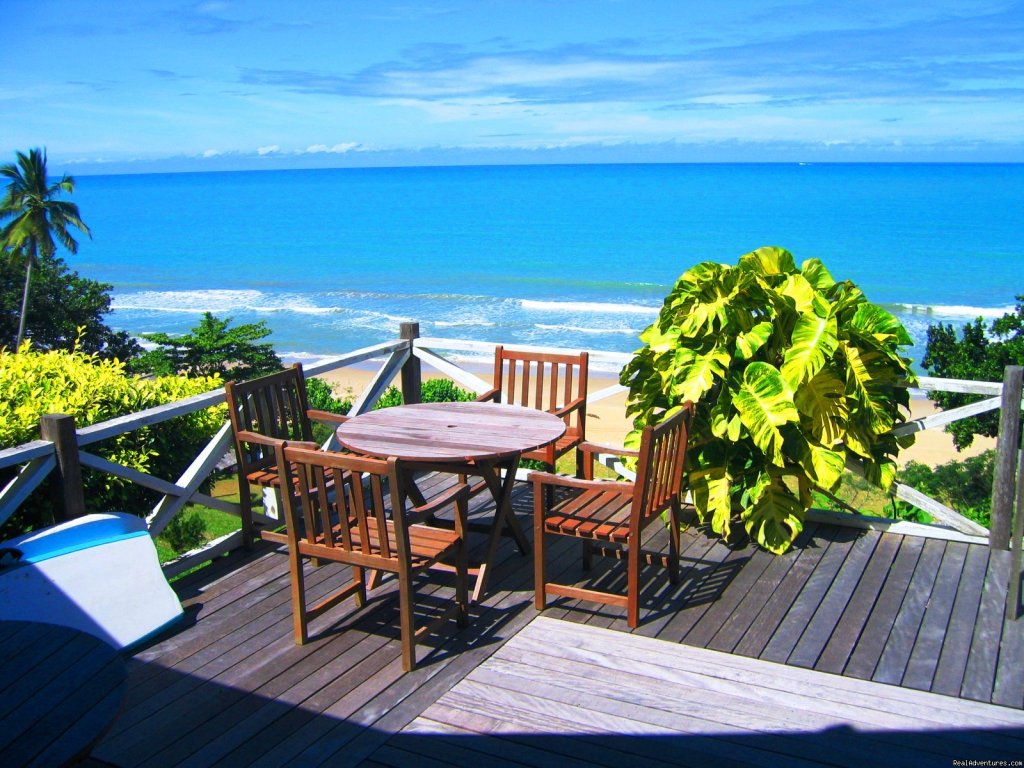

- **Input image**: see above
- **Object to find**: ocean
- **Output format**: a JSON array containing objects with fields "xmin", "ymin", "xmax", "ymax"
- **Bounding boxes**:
[{"xmin": 70, "ymin": 163, "xmax": 1023, "ymax": 373}]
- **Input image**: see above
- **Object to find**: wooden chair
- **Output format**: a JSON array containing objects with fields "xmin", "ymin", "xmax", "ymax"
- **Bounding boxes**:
[
  {"xmin": 274, "ymin": 441, "xmax": 469, "ymax": 671},
  {"xmin": 225, "ymin": 363, "xmax": 349, "ymax": 546},
  {"xmin": 530, "ymin": 403, "xmax": 694, "ymax": 628},
  {"xmin": 477, "ymin": 345, "xmax": 589, "ymax": 472}
]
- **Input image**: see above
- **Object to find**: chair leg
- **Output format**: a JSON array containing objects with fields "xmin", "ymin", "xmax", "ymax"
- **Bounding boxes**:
[
  {"xmin": 398, "ymin": 567, "xmax": 416, "ymax": 672},
  {"xmin": 582, "ymin": 539, "xmax": 593, "ymax": 571},
  {"xmin": 534, "ymin": 498, "xmax": 547, "ymax": 612},
  {"xmin": 352, "ymin": 566, "xmax": 367, "ymax": 608},
  {"xmin": 290, "ymin": 553, "xmax": 309, "ymax": 645},
  {"xmin": 239, "ymin": 479, "xmax": 255, "ymax": 551},
  {"xmin": 627, "ymin": 536, "xmax": 641, "ymax": 628},
  {"xmin": 669, "ymin": 502, "xmax": 681, "ymax": 585},
  {"xmin": 455, "ymin": 538, "xmax": 469, "ymax": 628}
]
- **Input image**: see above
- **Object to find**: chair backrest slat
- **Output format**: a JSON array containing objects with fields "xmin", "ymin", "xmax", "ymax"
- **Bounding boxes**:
[
  {"xmin": 225, "ymin": 363, "xmax": 316, "ymax": 474},
  {"xmin": 491, "ymin": 346, "xmax": 589, "ymax": 432},
  {"xmin": 631, "ymin": 404, "xmax": 694, "ymax": 528},
  {"xmin": 277, "ymin": 444, "xmax": 408, "ymax": 566}
]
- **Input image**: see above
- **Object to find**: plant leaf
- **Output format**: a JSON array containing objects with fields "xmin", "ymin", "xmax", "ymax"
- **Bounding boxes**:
[
  {"xmin": 733, "ymin": 362, "xmax": 799, "ymax": 465},
  {"xmin": 671, "ymin": 344, "xmax": 729, "ymax": 403},
  {"xmin": 742, "ymin": 477, "xmax": 804, "ymax": 555},
  {"xmin": 794, "ymin": 436, "xmax": 846, "ymax": 491},
  {"xmin": 738, "ymin": 246, "xmax": 796, "ymax": 276},
  {"xmin": 782, "ymin": 311, "xmax": 838, "ymax": 388},
  {"xmin": 794, "ymin": 366, "xmax": 848, "ymax": 446},
  {"xmin": 736, "ymin": 321, "xmax": 773, "ymax": 360},
  {"xmin": 801, "ymin": 258, "xmax": 836, "ymax": 291},
  {"xmin": 689, "ymin": 464, "xmax": 733, "ymax": 536}
]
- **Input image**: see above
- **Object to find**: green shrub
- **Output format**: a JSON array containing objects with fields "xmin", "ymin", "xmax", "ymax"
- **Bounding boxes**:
[
  {"xmin": 306, "ymin": 377, "xmax": 353, "ymax": 415},
  {"xmin": 0, "ymin": 343, "xmax": 224, "ymax": 536},
  {"xmin": 895, "ymin": 452, "xmax": 994, "ymax": 528},
  {"xmin": 622, "ymin": 247, "xmax": 917, "ymax": 554},
  {"xmin": 159, "ymin": 510, "xmax": 207, "ymax": 554},
  {"xmin": 373, "ymin": 378, "xmax": 475, "ymax": 410}
]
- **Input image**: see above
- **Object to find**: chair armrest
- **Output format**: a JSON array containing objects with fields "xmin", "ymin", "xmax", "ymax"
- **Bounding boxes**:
[
  {"xmin": 408, "ymin": 482, "xmax": 471, "ymax": 534},
  {"xmin": 234, "ymin": 429, "xmax": 280, "ymax": 448},
  {"xmin": 476, "ymin": 388, "xmax": 500, "ymax": 403},
  {"xmin": 235, "ymin": 430, "xmax": 318, "ymax": 451},
  {"xmin": 579, "ymin": 441, "xmax": 640, "ymax": 460},
  {"xmin": 307, "ymin": 409, "xmax": 349, "ymax": 426},
  {"xmin": 551, "ymin": 397, "xmax": 586, "ymax": 419},
  {"xmin": 527, "ymin": 470, "xmax": 634, "ymax": 495}
]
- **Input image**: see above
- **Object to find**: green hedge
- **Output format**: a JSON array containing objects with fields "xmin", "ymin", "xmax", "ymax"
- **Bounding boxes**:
[{"xmin": 0, "ymin": 343, "xmax": 224, "ymax": 537}]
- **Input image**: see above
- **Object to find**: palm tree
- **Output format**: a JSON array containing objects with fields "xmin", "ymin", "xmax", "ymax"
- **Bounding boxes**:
[{"xmin": 0, "ymin": 148, "xmax": 91, "ymax": 349}]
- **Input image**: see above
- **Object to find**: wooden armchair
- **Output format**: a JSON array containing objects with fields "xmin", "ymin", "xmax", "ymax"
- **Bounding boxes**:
[
  {"xmin": 274, "ymin": 442, "xmax": 469, "ymax": 671},
  {"xmin": 224, "ymin": 363, "xmax": 348, "ymax": 546},
  {"xmin": 477, "ymin": 345, "xmax": 589, "ymax": 472},
  {"xmin": 530, "ymin": 403, "xmax": 694, "ymax": 628}
]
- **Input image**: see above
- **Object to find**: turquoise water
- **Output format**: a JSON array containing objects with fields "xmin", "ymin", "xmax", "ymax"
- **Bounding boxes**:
[{"xmin": 71, "ymin": 163, "xmax": 1024, "ymax": 371}]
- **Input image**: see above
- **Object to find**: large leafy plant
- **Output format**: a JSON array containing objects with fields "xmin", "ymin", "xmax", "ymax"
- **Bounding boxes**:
[{"xmin": 621, "ymin": 247, "xmax": 917, "ymax": 553}]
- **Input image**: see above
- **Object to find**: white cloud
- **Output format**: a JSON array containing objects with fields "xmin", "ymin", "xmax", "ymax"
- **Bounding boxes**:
[
  {"xmin": 257, "ymin": 144, "xmax": 280, "ymax": 155},
  {"xmin": 303, "ymin": 142, "xmax": 360, "ymax": 154},
  {"xmin": 202, "ymin": 149, "xmax": 221, "ymax": 157}
]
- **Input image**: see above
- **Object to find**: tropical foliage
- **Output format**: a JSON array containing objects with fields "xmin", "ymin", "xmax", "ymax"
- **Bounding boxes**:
[
  {"xmin": 621, "ymin": 247, "xmax": 917, "ymax": 553},
  {"xmin": 0, "ymin": 251, "xmax": 140, "ymax": 359},
  {"xmin": 0, "ymin": 148, "xmax": 91, "ymax": 350},
  {"xmin": 0, "ymin": 342, "xmax": 223, "ymax": 537},
  {"xmin": 923, "ymin": 297, "xmax": 1024, "ymax": 449},
  {"xmin": 130, "ymin": 312, "xmax": 282, "ymax": 381}
]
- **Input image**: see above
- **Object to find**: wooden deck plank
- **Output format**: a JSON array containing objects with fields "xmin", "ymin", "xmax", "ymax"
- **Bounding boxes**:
[
  {"xmin": 731, "ymin": 524, "xmax": 831, "ymax": 658},
  {"xmin": 902, "ymin": 541, "xmax": 968, "ymax": 692},
  {"xmin": 403, "ymin": 617, "xmax": 1024, "ymax": 767},
  {"xmin": 874, "ymin": 538, "xmax": 946, "ymax": 685},
  {"xmin": 843, "ymin": 535, "xmax": 923, "ymax": 680},
  {"xmin": 761, "ymin": 526, "xmax": 862, "ymax": 664},
  {"xmin": 814, "ymin": 531, "xmax": 901, "ymax": 674},
  {"xmin": 78, "ymin": 477, "xmax": 1023, "ymax": 768},
  {"xmin": 706, "ymin": 526, "xmax": 815, "ymax": 653},
  {"xmin": 963, "ymin": 549, "xmax": 1011, "ymax": 702},
  {"xmin": 932, "ymin": 543, "xmax": 991, "ymax": 697},
  {"xmin": 785, "ymin": 529, "xmax": 880, "ymax": 669},
  {"xmin": 993, "ymin": 606, "xmax": 1024, "ymax": 708}
]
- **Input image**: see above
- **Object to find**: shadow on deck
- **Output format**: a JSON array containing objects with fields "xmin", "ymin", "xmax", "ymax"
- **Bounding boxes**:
[{"xmin": 88, "ymin": 479, "xmax": 1024, "ymax": 767}]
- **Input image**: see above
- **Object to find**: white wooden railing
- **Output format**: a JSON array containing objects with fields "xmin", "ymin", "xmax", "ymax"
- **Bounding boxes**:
[{"xmin": 0, "ymin": 328, "xmax": 1020, "ymax": 581}]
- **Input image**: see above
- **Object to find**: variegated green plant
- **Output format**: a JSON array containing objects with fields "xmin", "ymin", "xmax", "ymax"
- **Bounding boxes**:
[{"xmin": 621, "ymin": 247, "xmax": 917, "ymax": 554}]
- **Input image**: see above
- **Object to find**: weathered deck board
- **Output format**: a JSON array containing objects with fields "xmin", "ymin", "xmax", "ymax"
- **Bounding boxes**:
[
  {"xmin": 82, "ymin": 477, "xmax": 1024, "ymax": 767},
  {"xmin": 404, "ymin": 617, "xmax": 1024, "ymax": 767}
]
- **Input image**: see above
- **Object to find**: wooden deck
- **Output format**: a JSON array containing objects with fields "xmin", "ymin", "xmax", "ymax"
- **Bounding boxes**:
[
  {"xmin": 86, "ymin": 479, "xmax": 1024, "ymax": 767},
  {"xmin": 400, "ymin": 616, "xmax": 1024, "ymax": 767}
]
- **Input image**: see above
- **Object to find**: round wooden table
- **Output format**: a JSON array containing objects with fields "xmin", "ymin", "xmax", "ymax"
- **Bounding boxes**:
[
  {"xmin": 337, "ymin": 402, "xmax": 566, "ymax": 599},
  {"xmin": 0, "ymin": 620, "xmax": 127, "ymax": 767}
]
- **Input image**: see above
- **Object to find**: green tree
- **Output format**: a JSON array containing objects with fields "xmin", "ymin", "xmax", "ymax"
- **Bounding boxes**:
[
  {"xmin": 922, "ymin": 297, "xmax": 1024, "ymax": 449},
  {"xmin": 622, "ymin": 247, "xmax": 916, "ymax": 554},
  {"xmin": 0, "ymin": 148, "xmax": 91, "ymax": 349},
  {"xmin": 132, "ymin": 312, "xmax": 282, "ymax": 381},
  {"xmin": 0, "ymin": 251, "xmax": 140, "ymax": 359}
]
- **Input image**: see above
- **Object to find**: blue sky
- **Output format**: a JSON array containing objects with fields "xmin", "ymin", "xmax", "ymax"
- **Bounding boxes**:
[{"xmin": 3, "ymin": 0, "xmax": 1023, "ymax": 174}]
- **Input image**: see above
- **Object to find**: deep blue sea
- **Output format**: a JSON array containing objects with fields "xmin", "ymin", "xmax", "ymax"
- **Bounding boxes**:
[{"xmin": 71, "ymin": 163, "xmax": 1023, "ymax": 372}]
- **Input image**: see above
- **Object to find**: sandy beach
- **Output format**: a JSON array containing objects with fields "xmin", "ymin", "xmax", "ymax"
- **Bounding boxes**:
[{"xmin": 317, "ymin": 365, "xmax": 992, "ymax": 469}]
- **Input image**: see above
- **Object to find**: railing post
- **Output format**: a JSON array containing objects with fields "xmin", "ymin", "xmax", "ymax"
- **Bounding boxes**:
[
  {"xmin": 400, "ymin": 321, "xmax": 422, "ymax": 405},
  {"xmin": 991, "ymin": 366, "xmax": 1023, "ymax": 550},
  {"xmin": 39, "ymin": 414, "xmax": 86, "ymax": 521}
]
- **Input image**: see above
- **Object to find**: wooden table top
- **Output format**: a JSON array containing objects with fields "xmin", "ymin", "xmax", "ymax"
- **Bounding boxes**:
[
  {"xmin": 336, "ymin": 401, "xmax": 566, "ymax": 463},
  {"xmin": 0, "ymin": 620, "xmax": 127, "ymax": 767}
]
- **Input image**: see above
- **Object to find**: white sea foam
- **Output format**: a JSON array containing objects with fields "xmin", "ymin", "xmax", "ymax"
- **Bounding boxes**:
[
  {"xmin": 112, "ymin": 289, "xmax": 344, "ymax": 316},
  {"xmin": 891, "ymin": 303, "xmax": 1016, "ymax": 320},
  {"xmin": 433, "ymin": 320, "xmax": 498, "ymax": 328},
  {"xmin": 521, "ymin": 299, "xmax": 659, "ymax": 315},
  {"xmin": 535, "ymin": 324, "xmax": 641, "ymax": 335},
  {"xmin": 113, "ymin": 289, "xmax": 267, "ymax": 313}
]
